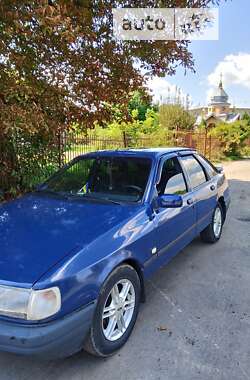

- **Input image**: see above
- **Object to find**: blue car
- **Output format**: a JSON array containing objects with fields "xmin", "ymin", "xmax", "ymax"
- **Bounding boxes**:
[{"xmin": 0, "ymin": 148, "xmax": 230, "ymax": 358}]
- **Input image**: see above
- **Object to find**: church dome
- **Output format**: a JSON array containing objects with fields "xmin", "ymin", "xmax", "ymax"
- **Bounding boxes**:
[{"xmin": 209, "ymin": 78, "xmax": 230, "ymax": 105}]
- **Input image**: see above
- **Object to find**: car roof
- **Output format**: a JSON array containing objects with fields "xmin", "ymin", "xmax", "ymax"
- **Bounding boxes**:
[{"xmin": 81, "ymin": 147, "xmax": 196, "ymax": 159}]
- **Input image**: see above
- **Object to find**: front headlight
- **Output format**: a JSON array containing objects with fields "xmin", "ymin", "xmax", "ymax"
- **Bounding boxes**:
[{"xmin": 0, "ymin": 285, "xmax": 61, "ymax": 321}]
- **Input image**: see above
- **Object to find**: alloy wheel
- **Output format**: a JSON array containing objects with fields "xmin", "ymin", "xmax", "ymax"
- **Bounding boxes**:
[
  {"xmin": 102, "ymin": 279, "xmax": 135, "ymax": 342},
  {"xmin": 213, "ymin": 207, "xmax": 222, "ymax": 238}
]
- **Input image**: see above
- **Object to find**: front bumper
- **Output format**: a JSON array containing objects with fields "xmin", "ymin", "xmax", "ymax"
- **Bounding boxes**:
[{"xmin": 0, "ymin": 301, "xmax": 96, "ymax": 359}]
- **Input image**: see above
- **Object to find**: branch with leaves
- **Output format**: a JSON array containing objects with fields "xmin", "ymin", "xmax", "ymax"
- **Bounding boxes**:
[{"xmin": 0, "ymin": 0, "xmax": 224, "ymax": 132}]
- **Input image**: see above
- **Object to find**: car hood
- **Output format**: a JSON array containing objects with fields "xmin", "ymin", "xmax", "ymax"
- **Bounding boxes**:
[{"xmin": 0, "ymin": 194, "xmax": 138, "ymax": 285}]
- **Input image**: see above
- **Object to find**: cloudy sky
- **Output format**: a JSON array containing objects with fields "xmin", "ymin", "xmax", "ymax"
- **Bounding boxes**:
[{"xmin": 147, "ymin": 0, "xmax": 250, "ymax": 108}]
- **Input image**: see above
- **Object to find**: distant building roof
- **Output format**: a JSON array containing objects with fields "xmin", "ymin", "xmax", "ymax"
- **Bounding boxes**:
[
  {"xmin": 194, "ymin": 112, "xmax": 240, "ymax": 127},
  {"xmin": 224, "ymin": 113, "xmax": 241, "ymax": 123}
]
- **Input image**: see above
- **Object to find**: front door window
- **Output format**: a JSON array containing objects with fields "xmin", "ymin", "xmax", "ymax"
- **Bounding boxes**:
[{"xmin": 157, "ymin": 157, "xmax": 187, "ymax": 196}]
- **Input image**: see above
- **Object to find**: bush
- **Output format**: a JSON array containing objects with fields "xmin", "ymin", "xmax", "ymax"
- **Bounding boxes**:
[
  {"xmin": 0, "ymin": 131, "xmax": 60, "ymax": 198},
  {"xmin": 159, "ymin": 104, "xmax": 195, "ymax": 131},
  {"xmin": 210, "ymin": 121, "xmax": 250, "ymax": 157}
]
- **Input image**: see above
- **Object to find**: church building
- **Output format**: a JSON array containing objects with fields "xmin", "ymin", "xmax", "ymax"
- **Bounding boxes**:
[{"xmin": 191, "ymin": 76, "xmax": 250, "ymax": 129}]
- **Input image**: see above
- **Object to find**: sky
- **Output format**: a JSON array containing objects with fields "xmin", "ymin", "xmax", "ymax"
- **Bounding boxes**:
[{"xmin": 147, "ymin": 0, "xmax": 250, "ymax": 109}]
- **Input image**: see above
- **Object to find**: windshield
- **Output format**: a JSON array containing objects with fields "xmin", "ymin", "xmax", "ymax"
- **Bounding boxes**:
[{"xmin": 39, "ymin": 156, "xmax": 152, "ymax": 203}]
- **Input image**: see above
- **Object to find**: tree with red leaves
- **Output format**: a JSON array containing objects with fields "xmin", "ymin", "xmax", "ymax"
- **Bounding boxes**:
[
  {"xmin": 0, "ymin": 0, "xmax": 224, "ymax": 195},
  {"xmin": 0, "ymin": 0, "xmax": 223, "ymax": 132}
]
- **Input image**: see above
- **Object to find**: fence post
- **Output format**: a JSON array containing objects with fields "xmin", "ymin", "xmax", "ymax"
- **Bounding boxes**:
[
  {"xmin": 175, "ymin": 125, "xmax": 179, "ymax": 145},
  {"xmin": 58, "ymin": 131, "xmax": 62, "ymax": 168},
  {"xmin": 209, "ymin": 135, "xmax": 212, "ymax": 160},
  {"xmin": 204, "ymin": 128, "xmax": 208, "ymax": 156}
]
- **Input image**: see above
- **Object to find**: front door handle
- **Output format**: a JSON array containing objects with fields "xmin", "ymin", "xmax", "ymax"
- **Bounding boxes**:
[
  {"xmin": 187, "ymin": 198, "xmax": 194, "ymax": 205},
  {"xmin": 210, "ymin": 185, "xmax": 216, "ymax": 191}
]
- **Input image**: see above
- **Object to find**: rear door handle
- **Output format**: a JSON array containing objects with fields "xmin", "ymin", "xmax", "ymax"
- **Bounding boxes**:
[
  {"xmin": 187, "ymin": 198, "xmax": 194, "ymax": 205},
  {"xmin": 210, "ymin": 185, "xmax": 216, "ymax": 191}
]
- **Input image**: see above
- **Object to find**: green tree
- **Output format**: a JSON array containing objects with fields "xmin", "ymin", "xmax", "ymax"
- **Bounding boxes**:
[
  {"xmin": 159, "ymin": 104, "xmax": 195, "ymax": 130},
  {"xmin": 94, "ymin": 106, "xmax": 159, "ymax": 141},
  {"xmin": 242, "ymin": 112, "xmax": 250, "ymax": 125},
  {"xmin": 141, "ymin": 109, "xmax": 159, "ymax": 134},
  {"xmin": 128, "ymin": 91, "xmax": 158, "ymax": 122},
  {"xmin": 210, "ymin": 121, "xmax": 250, "ymax": 157}
]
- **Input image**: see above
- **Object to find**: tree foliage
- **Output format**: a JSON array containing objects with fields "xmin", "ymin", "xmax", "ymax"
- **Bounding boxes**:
[
  {"xmin": 95, "ymin": 106, "xmax": 159, "ymax": 140},
  {"xmin": 0, "ymin": 0, "xmax": 224, "ymax": 195},
  {"xmin": 159, "ymin": 104, "xmax": 195, "ymax": 130},
  {"xmin": 242, "ymin": 112, "xmax": 250, "ymax": 125},
  {"xmin": 0, "ymin": 0, "xmax": 222, "ymax": 134},
  {"xmin": 128, "ymin": 91, "xmax": 158, "ymax": 121},
  {"xmin": 210, "ymin": 121, "xmax": 250, "ymax": 156}
]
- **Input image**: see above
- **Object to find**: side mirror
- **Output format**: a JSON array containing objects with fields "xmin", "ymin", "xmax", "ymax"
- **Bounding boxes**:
[
  {"xmin": 157, "ymin": 194, "xmax": 183, "ymax": 209},
  {"xmin": 216, "ymin": 165, "xmax": 224, "ymax": 173}
]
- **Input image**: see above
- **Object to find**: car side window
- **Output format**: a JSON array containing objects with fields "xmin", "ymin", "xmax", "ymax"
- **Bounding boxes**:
[
  {"xmin": 180, "ymin": 155, "xmax": 207, "ymax": 189},
  {"xmin": 157, "ymin": 157, "xmax": 187, "ymax": 195},
  {"xmin": 195, "ymin": 155, "xmax": 217, "ymax": 178}
]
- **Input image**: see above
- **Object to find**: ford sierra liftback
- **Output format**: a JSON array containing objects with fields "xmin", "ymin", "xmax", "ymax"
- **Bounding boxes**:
[{"xmin": 0, "ymin": 148, "xmax": 230, "ymax": 358}]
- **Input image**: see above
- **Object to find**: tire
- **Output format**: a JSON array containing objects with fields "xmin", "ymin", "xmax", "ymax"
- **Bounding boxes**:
[
  {"xmin": 84, "ymin": 264, "xmax": 141, "ymax": 357},
  {"xmin": 200, "ymin": 203, "xmax": 223, "ymax": 244}
]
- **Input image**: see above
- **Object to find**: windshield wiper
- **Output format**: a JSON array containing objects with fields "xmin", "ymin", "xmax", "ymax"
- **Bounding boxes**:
[
  {"xmin": 69, "ymin": 194, "xmax": 121, "ymax": 205},
  {"xmin": 36, "ymin": 189, "xmax": 122, "ymax": 205},
  {"xmin": 85, "ymin": 196, "xmax": 122, "ymax": 205}
]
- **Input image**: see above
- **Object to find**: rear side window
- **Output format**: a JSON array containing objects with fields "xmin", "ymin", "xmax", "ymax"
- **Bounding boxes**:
[
  {"xmin": 196, "ymin": 155, "xmax": 217, "ymax": 178},
  {"xmin": 180, "ymin": 155, "xmax": 207, "ymax": 189}
]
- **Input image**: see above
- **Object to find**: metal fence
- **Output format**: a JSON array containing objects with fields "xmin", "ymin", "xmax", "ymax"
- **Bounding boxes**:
[
  {"xmin": 1, "ymin": 128, "xmax": 243, "ymax": 198},
  {"xmin": 60, "ymin": 130, "xmax": 222, "ymax": 165}
]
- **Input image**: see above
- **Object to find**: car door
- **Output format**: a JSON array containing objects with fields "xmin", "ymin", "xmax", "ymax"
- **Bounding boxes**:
[
  {"xmin": 179, "ymin": 153, "xmax": 217, "ymax": 233},
  {"xmin": 153, "ymin": 154, "xmax": 196, "ymax": 267}
]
